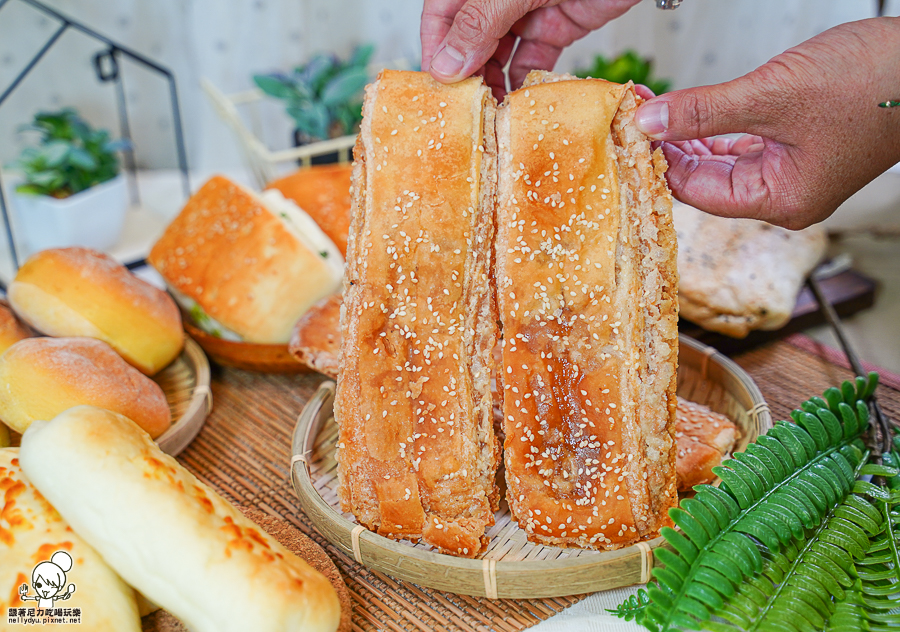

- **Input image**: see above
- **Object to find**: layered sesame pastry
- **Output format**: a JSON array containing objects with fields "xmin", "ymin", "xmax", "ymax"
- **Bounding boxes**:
[
  {"xmin": 675, "ymin": 397, "xmax": 738, "ymax": 491},
  {"xmin": 336, "ymin": 70, "xmax": 499, "ymax": 557},
  {"xmin": 495, "ymin": 71, "xmax": 678, "ymax": 550}
]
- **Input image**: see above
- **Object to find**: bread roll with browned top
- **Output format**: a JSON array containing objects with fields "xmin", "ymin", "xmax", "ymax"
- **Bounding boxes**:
[
  {"xmin": 0, "ymin": 337, "xmax": 171, "ymax": 437},
  {"xmin": 337, "ymin": 70, "xmax": 499, "ymax": 557},
  {"xmin": 0, "ymin": 302, "xmax": 32, "ymax": 353},
  {"xmin": 8, "ymin": 248, "xmax": 183, "ymax": 375},
  {"xmin": 0, "ymin": 448, "xmax": 142, "ymax": 631},
  {"xmin": 495, "ymin": 72, "xmax": 678, "ymax": 549},
  {"xmin": 19, "ymin": 406, "xmax": 341, "ymax": 632},
  {"xmin": 149, "ymin": 176, "xmax": 343, "ymax": 344}
]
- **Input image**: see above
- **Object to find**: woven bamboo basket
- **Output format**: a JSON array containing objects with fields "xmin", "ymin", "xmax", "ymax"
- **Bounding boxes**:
[
  {"xmin": 155, "ymin": 337, "xmax": 213, "ymax": 456},
  {"xmin": 291, "ymin": 334, "xmax": 772, "ymax": 599},
  {"xmin": 184, "ymin": 321, "xmax": 307, "ymax": 374}
]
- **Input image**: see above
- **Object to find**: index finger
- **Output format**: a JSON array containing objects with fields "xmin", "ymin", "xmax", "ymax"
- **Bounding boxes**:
[{"xmin": 421, "ymin": 0, "xmax": 468, "ymax": 72}]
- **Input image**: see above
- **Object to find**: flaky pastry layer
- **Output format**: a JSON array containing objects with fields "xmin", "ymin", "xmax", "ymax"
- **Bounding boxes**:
[
  {"xmin": 495, "ymin": 72, "xmax": 678, "ymax": 550},
  {"xmin": 336, "ymin": 70, "xmax": 499, "ymax": 557}
]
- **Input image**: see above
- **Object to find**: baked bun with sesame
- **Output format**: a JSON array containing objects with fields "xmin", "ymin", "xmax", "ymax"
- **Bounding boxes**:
[
  {"xmin": 336, "ymin": 70, "xmax": 500, "ymax": 557},
  {"xmin": 7, "ymin": 247, "xmax": 183, "ymax": 375},
  {"xmin": 149, "ymin": 176, "xmax": 343, "ymax": 344},
  {"xmin": 494, "ymin": 71, "xmax": 678, "ymax": 550},
  {"xmin": 289, "ymin": 293, "xmax": 341, "ymax": 379},
  {"xmin": 19, "ymin": 406, "xmax": 342, "ymax": 632},
  {"xmin": 675, "ymin": 397, "xmax": 738, "ymax": 491},
  {"xmin": 0, "ymin": 302, "xmax": 32, "ymax": 354},
  {"xmin": 0, "ymin": 337, "xmax": 171, "ymax": 438}
]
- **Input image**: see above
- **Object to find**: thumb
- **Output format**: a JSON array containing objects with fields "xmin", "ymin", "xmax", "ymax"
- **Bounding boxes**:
[
  {"xmin": 634, "ymin": 80, "xmax": 763, "ymax": 141},
  {"xmin": 428, "ymin": 0, "xmax": 537, "ymax": 83}
]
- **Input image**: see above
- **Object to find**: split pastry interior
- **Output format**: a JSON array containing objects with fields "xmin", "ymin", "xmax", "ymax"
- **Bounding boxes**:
[
  {"xmin": 336, "ymin": 70, "xmax": 499, "ymax": 557},
  {"xmin": 495, "ymin": 72, "xmax": 678, "ymax": 549}
]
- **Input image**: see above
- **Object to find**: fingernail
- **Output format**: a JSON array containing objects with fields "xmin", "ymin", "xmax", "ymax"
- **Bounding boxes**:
[
  {"xmin": 429, "ymin": 45, "xmax": 465, "ymax": 81},
  {"xmin": 635, "ymin": 101, "xmax": 669, "ymax": 138}
]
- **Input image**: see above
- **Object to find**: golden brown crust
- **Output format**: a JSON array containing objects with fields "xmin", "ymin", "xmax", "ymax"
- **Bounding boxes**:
[
  {"xmin": 239, "ymin": 508, "xmax": 351, "ymax": 632},
  {"xmin": 289, "ymin": 294, "xmax": 342, "ymax": 379},
  {"xmin": 0, "ymin": 303, "xmax": 32, "ymax": 354},
  {"xmin": 495, "ymin": 75, "xmax": 677, "ymax": 550},
  {"xmin": 8, "ymin": 247, "xmax": 183, "ymax": 375},
  {"xmin": 675, "ymin": 397, "xmax": 738, "ymax": 491},
  {"xmin": 1, "ymin": 449, "xmax": 142, "ymax": 630},
  {"xmin": 19, "ymin": 406, "xmax": 341, "ymax": 632},
  {"xmin": 0, "ymin": 337, "xmax": 171, "ymax": 438},
  {"xmin": 149, "ymin": 175, "xmax": 341, "ymax": 344},
  {"xmin": 266, "ymin": 165, "xmax": 353, "ymax": 257},
  {"xmin": 336, "ymin": 70, "xmax": 499, "ymax": 557}
]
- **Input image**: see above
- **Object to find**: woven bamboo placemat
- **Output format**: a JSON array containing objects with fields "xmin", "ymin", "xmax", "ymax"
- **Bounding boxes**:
[{"xmin": 173, "ymin": 340, "xmax": 900, "ymax": 632}]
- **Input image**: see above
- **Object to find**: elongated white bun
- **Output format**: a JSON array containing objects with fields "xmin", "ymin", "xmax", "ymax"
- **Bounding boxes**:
[
  {"xmin": 19, "ymin": 406, "xmax": 341, "ymax": 632},
  {"xmin": 7, "ymin": 247, "xmax": 183, "ymax": 375},
  {"xmin": 0, "ymin": 448, "xmax": 141, "ymax": 630},
  {"xmin": 0, "ymin": 337, "xmax": 171, "ymax": 437},
  {"xmin": 149, "ymin": 175, "xmax": 344, "ymax": 344}
]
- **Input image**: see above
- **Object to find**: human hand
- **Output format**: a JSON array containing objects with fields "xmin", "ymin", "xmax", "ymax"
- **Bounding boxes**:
[
  {"xmin": 421, "ymin": 0, "xmax": 641, "ymax": 99},
  {"xmin": 634, "ymin": 18, "xmax": 900, "ymax": 229}
]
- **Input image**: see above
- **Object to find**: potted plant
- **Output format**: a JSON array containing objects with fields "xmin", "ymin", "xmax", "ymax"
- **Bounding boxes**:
[
  {"xmin": 575, "ymin": 50, "xmax": 671, "ymax": 95},
  {"xmin": 253, "ymin": 45, "xmax": 373, "ymax": 164},
  {"xmin": 8, "ymin": 108, "xmax": 129, "ymax": 255}
]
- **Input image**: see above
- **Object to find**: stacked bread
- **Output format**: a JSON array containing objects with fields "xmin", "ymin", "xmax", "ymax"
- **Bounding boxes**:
[
  {"xmin": 336, "ymin": 70, "xmax": 678, "ymax": 556},
  {"xmin": 0, "ymin": 248, "xmax": 181, "ymax": 442}
]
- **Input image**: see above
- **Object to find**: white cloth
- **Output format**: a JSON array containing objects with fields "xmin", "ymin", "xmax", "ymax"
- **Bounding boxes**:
[{"xmin": 531, "ymin": 585, "xmax": 647, "ymax": 632}]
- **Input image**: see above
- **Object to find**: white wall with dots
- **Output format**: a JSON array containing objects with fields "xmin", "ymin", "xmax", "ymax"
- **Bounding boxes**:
[{"xmin": 0, "ymin": 0, "xmax": 886, "ymax": 173}]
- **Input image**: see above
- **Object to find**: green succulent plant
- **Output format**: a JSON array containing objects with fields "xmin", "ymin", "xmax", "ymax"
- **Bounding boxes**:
[
  {"xmin": 575, "ymin": 50, "xmax": 671, "ymax": 96},
  {"xmin": 253, "ymin": 44, "xmax": 374, "ymax": 142},
  {"xmin": 10, "ymin": 108, "xmax": 127, "ymax": 198}
]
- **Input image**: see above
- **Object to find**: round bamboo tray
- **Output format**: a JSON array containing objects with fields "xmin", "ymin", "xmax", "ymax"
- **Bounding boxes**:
[
  {"xmin": 184, "ymin": 321, "xmax": 307, "ymax": 373},
  {"xmin": 290, "ymin": 334, "xmax": 772, "ymax": 599},
  {"xmin": 155, "ymin": 337, "xmax": 213, "ymax": 456}
]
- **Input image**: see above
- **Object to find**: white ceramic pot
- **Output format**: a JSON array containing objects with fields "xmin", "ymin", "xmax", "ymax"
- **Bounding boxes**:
[{"xmin": 11, "ymin": 174, "xmax": 128, "ymax": 257}]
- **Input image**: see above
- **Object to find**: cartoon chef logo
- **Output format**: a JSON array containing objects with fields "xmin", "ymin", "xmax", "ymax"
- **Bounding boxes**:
[{"xmin": 18, "ymin": 550, "xmax": 76, "ymax": 608}]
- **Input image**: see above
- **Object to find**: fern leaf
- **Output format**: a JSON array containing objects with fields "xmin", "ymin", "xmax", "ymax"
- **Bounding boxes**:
[
  {"xmin": 625, "ymin": 377, "xmax": 877, "ymax": 632},
  {"xmin": 703, "ymin": 488, "xmax": 872, "ymax": 632},
  {"xmin": 606, "ymin": 587, "xmax": 652, "ymax": 622}
]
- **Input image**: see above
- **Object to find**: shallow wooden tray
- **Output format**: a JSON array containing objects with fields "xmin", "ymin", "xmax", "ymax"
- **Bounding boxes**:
[
  {"xmin": 290, "ymin": 335, "xmax": 772, "ymax": 599},
  {"xmin": 184, "ymin": 321, "xmax": 307, "ymax": 373},
  {"xmin": 155, "ymin": 337, "xmax": 212, "ymax": 456}
]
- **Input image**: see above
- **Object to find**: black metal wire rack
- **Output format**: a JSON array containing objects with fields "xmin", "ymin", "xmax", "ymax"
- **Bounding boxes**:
[{"xmin": 0, "ymin": 0, "xmax": 190, "ymax": 273}]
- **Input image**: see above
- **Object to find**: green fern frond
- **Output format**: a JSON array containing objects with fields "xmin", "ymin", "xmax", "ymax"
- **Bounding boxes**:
[
  {"xmin": 624, "ymin": 375, "xmax": 879, "ymax": 632},
  {"xmin": 605, "ymin": 588, "xmax": 652, "ymax": 623},
  {"xmin": 702, "ymin": 479, "xmax": 875, "ymax": 632}
]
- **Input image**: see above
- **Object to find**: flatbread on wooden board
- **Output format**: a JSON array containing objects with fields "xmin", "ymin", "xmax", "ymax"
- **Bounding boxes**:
[{"xmin": 674, "ymin": 200, "xmax": 826, "ymax": 338}]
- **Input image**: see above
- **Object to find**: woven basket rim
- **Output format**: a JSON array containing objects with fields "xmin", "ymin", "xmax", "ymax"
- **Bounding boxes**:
[
  {"xmin": 157, "ymin": 337, "xmax": 212, "ymax": 456},
  {"xmin": 290, "ymin": 333, "xmax": 772, "ymax": 598}
]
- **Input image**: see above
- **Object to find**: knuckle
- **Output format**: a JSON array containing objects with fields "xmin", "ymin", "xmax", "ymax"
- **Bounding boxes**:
[
  {"xmin": 679, "ymin": 92, "xmax": 716, "ymax": 138},
  {"xmin": 454, "ymin": 3, "xmax": 494, "ymax": 43}
]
